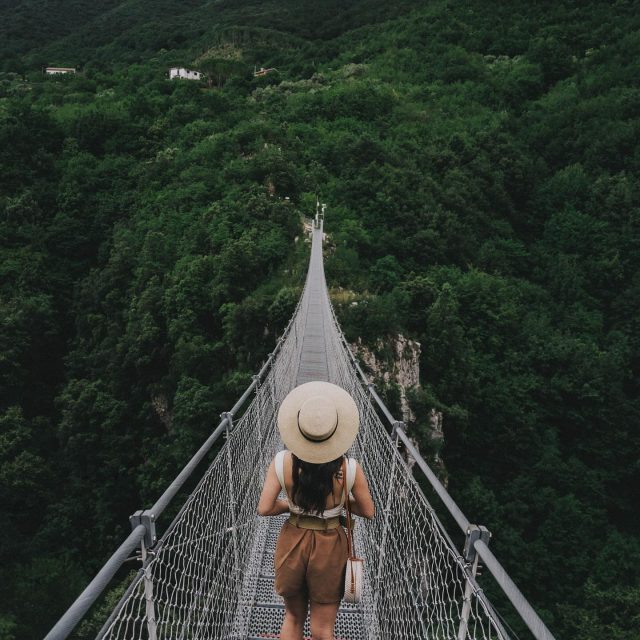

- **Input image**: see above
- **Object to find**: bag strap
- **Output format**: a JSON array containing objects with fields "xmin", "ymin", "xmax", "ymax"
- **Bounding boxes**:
[
  {"xmin": 346, "ymin": 457, "xmax": 357, "ymax": 492},
  {"xmin": 343, "ymin": 459, "xmax": 354, "ymax": 559},
  {"xmin": 275, "ymin": 450, "xmax": 287, "ymax": 495}
]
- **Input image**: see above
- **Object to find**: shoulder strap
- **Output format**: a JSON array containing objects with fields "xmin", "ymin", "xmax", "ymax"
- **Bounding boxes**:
[
  {"xmin": 346, "ymin": 458, "xmax": 357, "ymax": 492},
  {"xmin": 275, "ymin": 450, "xmax": 287, "ymax": 493},
  {"xmin": 343, "ymin": 459, "xmax": 354, "ymax": 558}
]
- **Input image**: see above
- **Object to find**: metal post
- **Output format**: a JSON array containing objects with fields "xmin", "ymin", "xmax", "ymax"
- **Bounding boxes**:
[
  {"xmin": 457, "ymin": 554, "xmax": 480, "ymax": 640},
  {"xmin": 373, "ymin": 431, "xmax": 399, "ymax": 614},
  {"xmin": 141, "ymin": 540, "xmax": 158, "ymax": 640},
  {"xmin": 127, "ymin": 511, "xmax": 158, "ymax": 640},
  {"xmin": 457, "ymin": 525, "xmax": 491, "ymax": 640},
  {"xmin": 224, "ymin": 413, "xmax": 240, "ymax": 574},
  {"xmin": 217, "ymin": 411, "xmax": 243, "ymax": 638},
  {"xmin": 269, "ymin": 370, "xmax": 278, "ymax": 438},
  {"xmin": 252, "ymin": 374, "xmax": 263, "ymax": 447}
]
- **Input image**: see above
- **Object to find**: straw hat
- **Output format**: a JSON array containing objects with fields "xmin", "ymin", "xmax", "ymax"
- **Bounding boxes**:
[{"xmin": 277, "ymin": 381, "xmax": 359, "ymax": 463}]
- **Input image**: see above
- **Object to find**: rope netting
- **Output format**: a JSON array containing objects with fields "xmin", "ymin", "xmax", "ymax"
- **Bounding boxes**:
[{"xmin": 98, "ymin": 224, "xmax": 507, "ymax": 640}]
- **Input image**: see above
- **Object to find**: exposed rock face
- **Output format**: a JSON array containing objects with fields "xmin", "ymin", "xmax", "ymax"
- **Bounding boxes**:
[
  {"xmin": 429, "ymin": 408, "xmax": 444, "ymax": 460},
  {"xmin": 351, "ymin": 334, "xmax": 420, "ymax": 422},
  {"xmin": 152, "ymin": 394, "xmax": 172, "ymax": 431},
  {"xmin": 351, "ymin": 334, "xmax": 447, "ymax": 484}
]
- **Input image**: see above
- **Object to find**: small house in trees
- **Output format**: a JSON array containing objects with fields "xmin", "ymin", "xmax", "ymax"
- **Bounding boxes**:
[
  {"xmin": 254, "ymin": 67, "xmax": 276, "ymax": 77},
  {"xmin": 169, "ymin": 67, "xmax": 203, "ymax": 81},
  {"xmin": 45, "ymin": 67, "xmax": 76, "ymax": 75}
]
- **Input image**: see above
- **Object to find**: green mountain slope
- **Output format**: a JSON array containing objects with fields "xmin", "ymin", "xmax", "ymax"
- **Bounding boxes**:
[
  {"xmin": 1, "ymin": 0, "xmax": 420, "ymax": 69},
  {"xmin": 1, "ymin": 1, "xmax": 639, "ymax": 639}
]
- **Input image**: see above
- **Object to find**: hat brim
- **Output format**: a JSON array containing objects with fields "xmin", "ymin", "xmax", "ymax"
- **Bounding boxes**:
[{"xmin": 277, "ymin": 381, "xmax": 359, "ymax": 463}]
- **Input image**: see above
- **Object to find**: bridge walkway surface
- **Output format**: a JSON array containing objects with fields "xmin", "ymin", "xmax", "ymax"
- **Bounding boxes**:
[{"xmin": 246, "ymin": 224, "xmax": 364, "ymax": 638}]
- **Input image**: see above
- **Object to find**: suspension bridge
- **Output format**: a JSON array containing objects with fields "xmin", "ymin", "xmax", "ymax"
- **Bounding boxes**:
[{"xmin": 46, "ymin": 214, "xmax": 556, "ymax": 640}]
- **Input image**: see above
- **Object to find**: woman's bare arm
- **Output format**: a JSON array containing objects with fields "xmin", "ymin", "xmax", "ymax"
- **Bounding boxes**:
[
  {"xmin": 257, "ymin": 459, "xmax": 290, "ymax": 516},
  {"xmin": 348, "ymin": 462, "xmax": 375, "ymax": 519}
]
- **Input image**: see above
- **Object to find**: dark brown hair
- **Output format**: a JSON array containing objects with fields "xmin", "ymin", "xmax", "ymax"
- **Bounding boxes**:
[{"xmin": 291, "ymin": 454, "xmax": 343, "ymax": 515}]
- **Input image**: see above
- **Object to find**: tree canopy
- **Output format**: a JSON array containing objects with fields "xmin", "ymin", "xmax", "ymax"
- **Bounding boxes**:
[{"xmin": 1, "ymin": 0, "xmax": 639, "ymax": 638}]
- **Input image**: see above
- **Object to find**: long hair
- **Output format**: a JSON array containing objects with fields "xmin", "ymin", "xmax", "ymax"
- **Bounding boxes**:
[{"xmin": 291, "ymin": 453, "xmax": 343, "ymax": 515}]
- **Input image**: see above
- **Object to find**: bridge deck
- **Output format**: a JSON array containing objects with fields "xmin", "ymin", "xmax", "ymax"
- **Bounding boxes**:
[
  {"xmin": 247, "ymin": 222, "xmax": 365, "ymax": 639},
  {"xmin": 76, "ymin": 212, "xmax": 523, "ymax": 640},
  {"xmin": 296, "ymin": 224, "xmax": 329, "ymax": 386}
]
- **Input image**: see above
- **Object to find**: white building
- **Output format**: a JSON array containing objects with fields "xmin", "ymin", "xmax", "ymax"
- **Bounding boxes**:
[
  {"xmin": 169, "ymin": 67, "xmax": 203, "ymax": 81},
  {"xmin": 254, "ymin": 67, "xmax": 276, "ymax": 77},
  {"xmin": 45, "ymin": 67, "xmax": 76, "ymax": 75}
]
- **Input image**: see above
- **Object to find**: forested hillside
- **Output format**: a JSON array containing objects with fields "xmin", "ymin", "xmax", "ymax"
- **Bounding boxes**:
[{"xmin": 1, "ymin": 1, "xmax": 639, "ymax": 638}]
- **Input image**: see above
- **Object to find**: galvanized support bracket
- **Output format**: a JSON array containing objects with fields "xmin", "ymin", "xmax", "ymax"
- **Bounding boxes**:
[
  {"xmin": 391, "ymin": 420, "xmax": 405, "ymax": 439},
  {"xmin": 221, "ymin": 412, "xmax": 234, "ymax": 440},
  {"xmin": 130, "ymin": 510, "xmax": 157, "ymax": 549},
  {"xmin": 463, "ymin": 524, "xmax": 491, "ymax": 563}
]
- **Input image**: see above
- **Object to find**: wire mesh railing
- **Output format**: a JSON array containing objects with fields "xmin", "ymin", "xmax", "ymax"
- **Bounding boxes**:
[
  {"xmin": 96, "ymin": 274, "xmax": 308, "ymax": 640},
  {"xmin": 47, "ymin": 215, "xmax": 555, "ymax": 640}
]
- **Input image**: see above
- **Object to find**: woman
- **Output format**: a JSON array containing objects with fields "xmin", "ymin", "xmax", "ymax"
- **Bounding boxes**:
[{"xmin": 258, "ymin": 381, "xmax": 375, "ymax": 640}]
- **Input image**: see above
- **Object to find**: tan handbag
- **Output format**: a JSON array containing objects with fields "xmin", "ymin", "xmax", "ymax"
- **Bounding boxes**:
[{"xmin": 343, "ymin": 459, "xmax": 364, "ymax": 604}]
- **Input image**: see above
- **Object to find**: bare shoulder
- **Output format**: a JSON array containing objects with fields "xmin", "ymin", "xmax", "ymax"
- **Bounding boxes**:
[{"xmin": 354, "ymin": 460, "xmax": 370, "ymax": 482}]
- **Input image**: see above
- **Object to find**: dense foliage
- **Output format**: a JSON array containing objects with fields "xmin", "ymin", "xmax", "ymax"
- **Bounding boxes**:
[{"xmin": 1, "ymin": 0, "xmax": 639, "ymax": 638}]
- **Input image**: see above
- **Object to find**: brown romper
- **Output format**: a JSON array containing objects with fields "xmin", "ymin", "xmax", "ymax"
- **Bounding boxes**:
[
  {"xmin": 273, "ymin": 452, "xmax": 351, "ymax": 603},
  {"xmin": 275, "ymin": 521, "xmax": 349, "ymax": 603}
]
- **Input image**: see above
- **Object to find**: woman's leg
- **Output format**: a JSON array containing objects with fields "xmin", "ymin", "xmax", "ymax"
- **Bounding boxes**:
[
  {"xmin": 309, "ymin": 601, "xmax": 340, "ymax": 640},
  {"xmin": 280, "ymin": 593, "xmax": 309, "ymax": 640}
]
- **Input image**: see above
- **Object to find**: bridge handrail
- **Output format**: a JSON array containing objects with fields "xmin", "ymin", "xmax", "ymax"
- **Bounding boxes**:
[
  {"xmin": 325, "ymin": 294, "xmax": 556, "ymax": 640},
  {"xmin": 44, "ymin": 278, "xmax": 308, "ymax": 640}
]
